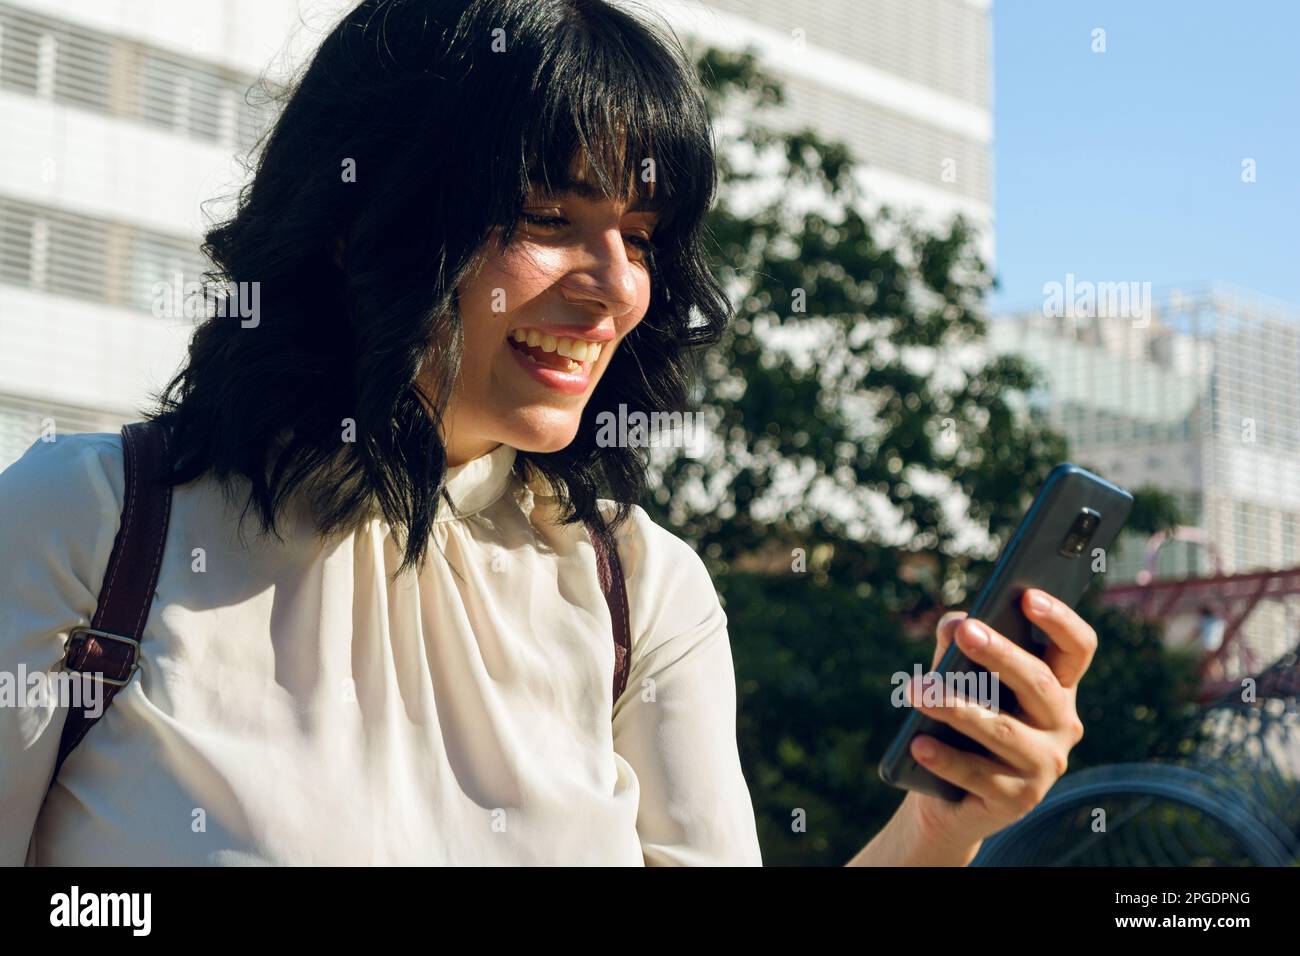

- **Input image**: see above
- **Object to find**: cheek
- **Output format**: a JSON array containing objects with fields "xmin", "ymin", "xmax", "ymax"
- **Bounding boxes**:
[
  {"xmin": 636, "ymin": 272, "xmax": 653, "ymax": 314},
  {"xmin": 456, "ymin": 246, "xmax": 554, "ymax": 365},
  {"xmin": 473, "ymin": 237, "xmax": 567, "ymax": 303}
]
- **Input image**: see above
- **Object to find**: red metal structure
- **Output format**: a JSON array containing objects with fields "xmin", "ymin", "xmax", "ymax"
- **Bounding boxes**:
[{"xmin": 1098, "ymin": 527, "xmax": 1300, "ymax": 701}]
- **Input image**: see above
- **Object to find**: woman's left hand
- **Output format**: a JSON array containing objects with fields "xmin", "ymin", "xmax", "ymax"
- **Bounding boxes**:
[{"xmin": 903, "ymin": 588, "xmax": 1094, "ymax": 854}]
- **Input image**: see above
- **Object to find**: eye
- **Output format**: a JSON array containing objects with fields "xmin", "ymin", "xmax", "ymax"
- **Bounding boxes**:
[
  {"xmin": 519, "ymin": 213, "xmax": 655, "ymax": 259},
  {"xmin": 520, "ymin": 212, "xmax": 568, "ymax": 232},
  {"xmin": 624, "ymin": 232, "xmax": 654, "ymax": 254}
]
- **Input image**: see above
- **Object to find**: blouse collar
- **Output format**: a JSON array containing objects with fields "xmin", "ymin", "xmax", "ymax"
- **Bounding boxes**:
[{"xmin": 436, "ymin": 442, "xmax": 519, "ymax": 521}]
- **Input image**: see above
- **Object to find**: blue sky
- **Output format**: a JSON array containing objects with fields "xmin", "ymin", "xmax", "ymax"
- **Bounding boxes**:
[{"xmin": 988, "ymin": 0, "xmax": 1300, "ymax": 314}]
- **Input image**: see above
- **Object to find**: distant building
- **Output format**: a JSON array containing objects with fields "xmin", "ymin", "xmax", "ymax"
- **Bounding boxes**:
[
  {"xmin": 682, "ymin": 0, "xmax": 992, "ymax": 252},
  {"xmin": 991, "ymin": 283, "xmax": 1300, "ymax": 666},
  {"xmin": 0, "ymin": 0, "xmax": 306, "ymax": 465}
]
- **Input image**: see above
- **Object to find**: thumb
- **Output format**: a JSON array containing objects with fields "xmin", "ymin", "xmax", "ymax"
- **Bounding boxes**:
[{"xmin": 931, "ymin": 610, "xmax": 968, "ymax": 671}]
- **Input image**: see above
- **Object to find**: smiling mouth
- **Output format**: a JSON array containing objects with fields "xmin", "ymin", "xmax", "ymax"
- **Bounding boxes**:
[{"xmin": 506, "ymin": 329, "xmax": 604, "ymax": 373}]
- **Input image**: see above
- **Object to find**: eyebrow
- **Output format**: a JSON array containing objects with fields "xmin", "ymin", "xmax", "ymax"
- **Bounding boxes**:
[{"xmin": 531, "ymin": 178, "xmax": 666, "ymax": 214}]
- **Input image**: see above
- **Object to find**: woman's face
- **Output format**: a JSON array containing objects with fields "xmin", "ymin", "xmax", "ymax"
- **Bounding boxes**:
[{"xmin": 434, "ymin": 157, "xmax": 660, "ymax": 466}]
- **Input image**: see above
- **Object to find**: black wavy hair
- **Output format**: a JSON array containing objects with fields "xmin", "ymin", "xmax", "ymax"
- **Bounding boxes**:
[{"xmin": 148, "ymin": 0, "xmax": 730, "ymax": 575}]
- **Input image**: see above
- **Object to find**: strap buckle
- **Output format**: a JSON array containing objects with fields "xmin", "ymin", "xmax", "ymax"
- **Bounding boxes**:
[{"xmin": 64, "ymin": 626, "xmax": 141, "ymax": 687}]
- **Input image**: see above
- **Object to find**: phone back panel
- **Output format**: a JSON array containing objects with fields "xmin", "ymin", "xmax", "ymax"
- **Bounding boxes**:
[{"xmin": 878, "ymin": 464, "xmax": 1134, "ymax": 801}]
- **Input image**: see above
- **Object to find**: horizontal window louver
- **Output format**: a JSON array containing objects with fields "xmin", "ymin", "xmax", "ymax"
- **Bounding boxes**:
[
  {"xmin": 0, "ymin": 1, "xmax": 274, "ymax": 153},
  {"xmin": 0, "ymin": 195, "xmax": 210, "ymax": 312}
]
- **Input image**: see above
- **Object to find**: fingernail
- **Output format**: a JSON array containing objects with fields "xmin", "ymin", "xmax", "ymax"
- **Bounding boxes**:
[
  {"xmin": 1029, "ymin": 591, "xmax": 1051, "ymax": 615},
  {"xmin": 914, "ymin": 737, "xmax": 935, "ymax": 760},
  {"xmin": 962, "ymin": 620, "xmax": 989, "ymax": 648}
]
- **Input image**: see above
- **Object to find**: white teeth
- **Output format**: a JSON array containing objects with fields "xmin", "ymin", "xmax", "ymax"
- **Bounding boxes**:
[
  {"xmin": 507, "ymin": 330, "xmax": 604, "ymax": 363},
  {"xmin": 517, "ymin": 350, "xmax": 580, "ymax": 372}
]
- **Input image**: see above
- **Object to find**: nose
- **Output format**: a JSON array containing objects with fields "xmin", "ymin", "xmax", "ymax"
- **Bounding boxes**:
[{"xmin": 554, "ymin": 226, "xmax": 641, "ymax": 317}]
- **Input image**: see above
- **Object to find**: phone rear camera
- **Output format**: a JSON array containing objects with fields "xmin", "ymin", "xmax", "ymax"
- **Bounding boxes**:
[{"xmin": 1059, "ymin": 508, "xmax": 1101, "ymax": 558}]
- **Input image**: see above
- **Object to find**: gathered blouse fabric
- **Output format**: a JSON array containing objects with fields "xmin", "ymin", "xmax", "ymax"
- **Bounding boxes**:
[{"xmin": 0, "ymin": 433, "xmax": 762, "ymax": 865}]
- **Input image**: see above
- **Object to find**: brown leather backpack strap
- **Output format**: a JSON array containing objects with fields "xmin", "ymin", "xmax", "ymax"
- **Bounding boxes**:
[
  {"xmin": 53, "ymin": 420, "xmax": 173, "ymax": 779},
  {"xmin": 586, "ymin": 519, "xmax": 631, "ymax": 709}
]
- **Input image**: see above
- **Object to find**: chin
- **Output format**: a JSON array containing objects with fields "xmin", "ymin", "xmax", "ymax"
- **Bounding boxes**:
[{"xmin": 504, "ymin": 409, "xmax": 583, "ymax": 454}]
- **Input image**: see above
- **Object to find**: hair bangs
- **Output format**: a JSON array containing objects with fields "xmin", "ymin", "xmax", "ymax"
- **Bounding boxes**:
[{"xmin": 497, "ymin": 2, "xmax": 716, "ymax": 250}]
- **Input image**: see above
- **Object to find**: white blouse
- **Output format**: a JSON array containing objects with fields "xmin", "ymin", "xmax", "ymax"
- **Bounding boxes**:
[{"xmin": 0, "ymin": 432, "xmax": 762, "ymax": 865}]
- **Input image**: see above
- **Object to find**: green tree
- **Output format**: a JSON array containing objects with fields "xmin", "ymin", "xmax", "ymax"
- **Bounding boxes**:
[{"xmin": 650, "ymin": 47, "xmax": 1067, "ymax": 606}]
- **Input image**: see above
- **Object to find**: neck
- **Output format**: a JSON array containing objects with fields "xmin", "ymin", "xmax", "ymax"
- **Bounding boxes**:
[{"xmin": 444, "ymin": 437, "xmax": 502, "ymax": 468}]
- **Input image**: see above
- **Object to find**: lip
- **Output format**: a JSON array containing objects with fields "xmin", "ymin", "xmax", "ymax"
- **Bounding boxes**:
[
  {"xmin": 506, "ymin": 323, "xmax": 617, "ymax": 344},
  {"xmin": 507, "ymin": 338, "xmax": 594, "ymax": 395}
]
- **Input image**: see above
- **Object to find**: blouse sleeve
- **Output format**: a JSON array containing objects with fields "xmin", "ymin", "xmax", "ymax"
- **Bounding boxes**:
[
  {"xmin": 0, "ymin": 433, "xmax": 124, "ymax": 865},
  {"xmin": 609, "ymin": 505, "xmax": 763, "ymax": 866}
]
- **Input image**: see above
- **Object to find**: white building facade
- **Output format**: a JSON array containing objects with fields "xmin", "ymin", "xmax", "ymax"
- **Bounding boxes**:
[{"xmin": 0, "ymin": 0, "xmax": 316, "ymax": 463}]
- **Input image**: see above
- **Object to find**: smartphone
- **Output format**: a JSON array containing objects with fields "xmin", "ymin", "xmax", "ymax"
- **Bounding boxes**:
[{"xmin": 878, "ymin": 463, "xmax": 1134, "ymax": 801}]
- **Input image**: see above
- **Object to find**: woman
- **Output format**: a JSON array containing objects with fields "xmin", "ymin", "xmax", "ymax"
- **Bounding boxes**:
[{"xmin": 0, "ymin": 0, "xmax": 1093, "ymax": 866}]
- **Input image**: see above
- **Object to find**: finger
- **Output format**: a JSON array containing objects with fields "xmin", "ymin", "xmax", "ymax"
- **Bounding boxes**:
[
  {"xmin": 931, "ymin": 611, "xmax": 967, "ymax": 670},
  {"xmin": 951, "ymin": 616, "xmax": 1068, "ymax": 729},
  {"xmin": 907, "ymin": 676, "xmax": 1040, "ymax": 773},
  {"xmin": 1021, "ymin": 589, "xmax": 1097, "ymax": 689},
  {"xmin": 910, "ymin": 734, "xmax": 1035, "ymax": 809}
]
